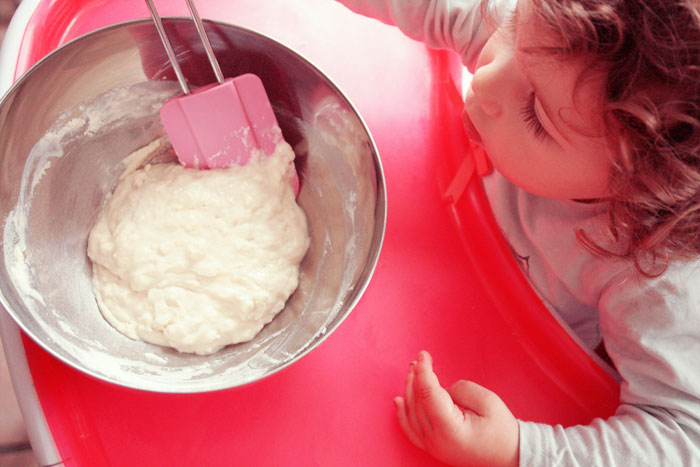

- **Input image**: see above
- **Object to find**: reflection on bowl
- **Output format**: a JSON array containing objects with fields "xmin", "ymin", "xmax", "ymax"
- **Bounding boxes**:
[{"xmin": 0, "ymin": 18, "xmax": 386, "ymax": 392}]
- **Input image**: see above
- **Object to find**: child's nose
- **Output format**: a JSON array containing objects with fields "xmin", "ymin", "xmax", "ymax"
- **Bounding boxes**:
[{"xmin": 470, "ymin": 60, "xmax": 503, "ymax": 118}]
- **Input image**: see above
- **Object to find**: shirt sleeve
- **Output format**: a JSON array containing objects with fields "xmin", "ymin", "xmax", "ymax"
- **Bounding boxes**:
[
  {"xmin": 334, "ymin": 0, "xmax": 515, "ymax": 71},
  {"xmin": 519, "ymin": 262, "xmax": 700, "ymax": 466}
]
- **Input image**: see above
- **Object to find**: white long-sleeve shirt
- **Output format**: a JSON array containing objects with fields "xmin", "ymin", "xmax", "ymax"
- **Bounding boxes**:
[{"xmin": 335, "ymin": 1, "xmax": 700, "ymax": 465}]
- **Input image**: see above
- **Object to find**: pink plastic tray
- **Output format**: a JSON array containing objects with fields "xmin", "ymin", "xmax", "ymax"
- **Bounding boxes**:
[{"xmin": 11, "ymin": 0, "xmax": 619, "ymax": 465}]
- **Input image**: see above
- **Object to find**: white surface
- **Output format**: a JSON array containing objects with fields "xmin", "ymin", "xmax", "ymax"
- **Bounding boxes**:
[
  {"xmin": 0, "ymin": 314, "xmax": 60, "ymax": 465},
  {"xmin": 0, "ymin": 323, "xmax": 27, "ymax": 446},
  {"xmin": 0, "ymin": 0, "xmax": 38, "ymax": 94},
  {"xmin": 0, "ymin": 0, "xmax": 61, "ymax": 464}
]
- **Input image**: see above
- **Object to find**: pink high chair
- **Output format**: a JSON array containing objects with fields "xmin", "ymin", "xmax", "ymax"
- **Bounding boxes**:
[{"xmin": 0, "ymin": 0, "xmax": 619, "ymax": 465}]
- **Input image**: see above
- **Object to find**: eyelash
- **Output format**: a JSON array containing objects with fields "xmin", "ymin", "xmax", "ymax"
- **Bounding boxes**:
[
  {"xmin": 504, "ymin": 12, "xmax": 517, "ymax": 35},
  {"xmin": 521, "ymin": 93, "xmax": 549, "ymax": 140}
]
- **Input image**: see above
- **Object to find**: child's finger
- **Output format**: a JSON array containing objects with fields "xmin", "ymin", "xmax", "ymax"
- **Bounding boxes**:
[
  {"xmin": 447, "ymin": 379, "xmax": 498, "ymax": 417},
  {"xmin": 404, "ymin": 362, "xmax": 424, "ymax": 438},
  {"xmin": 413, "ymin": 351, "xmax": 456, "ymax": 432},
  {"xmin": 412, "ymin": 354, "xmax": 435, "ymax": 434},
  {"xmin": 394, "ymin": 396, "xmax": 425, "ymax": 449}
]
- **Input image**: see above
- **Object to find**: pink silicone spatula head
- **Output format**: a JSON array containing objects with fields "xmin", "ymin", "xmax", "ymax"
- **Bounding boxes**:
[{"xmin": 146, "ymin": 0, "xmax": 284, "ymax": 169}]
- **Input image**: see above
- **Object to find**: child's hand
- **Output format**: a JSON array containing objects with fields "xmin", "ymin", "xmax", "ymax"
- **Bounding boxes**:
[{"xmin": 394, "ymin": 351, "xmax": 519, "ymax": 467}]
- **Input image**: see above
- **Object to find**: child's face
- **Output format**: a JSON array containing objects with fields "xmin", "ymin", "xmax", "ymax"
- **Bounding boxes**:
[{"xmin": 463, "ymin": 0, "xmax": 614, "ymax": 200}]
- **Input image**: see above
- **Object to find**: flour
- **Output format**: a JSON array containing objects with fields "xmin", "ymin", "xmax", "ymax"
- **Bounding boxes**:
[
  {"xmin": 4, "ymin": 84, "xmax": 176, "ymax": 309},
  {"xmin": 87, "ymin": 141, "xmax": 310, "ymax": 355}
]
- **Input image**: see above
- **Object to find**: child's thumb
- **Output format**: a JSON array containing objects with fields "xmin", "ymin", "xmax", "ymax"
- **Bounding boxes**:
[{"xmin": 447, "ymin": 380, "xmax": 500, "ymax": 417}]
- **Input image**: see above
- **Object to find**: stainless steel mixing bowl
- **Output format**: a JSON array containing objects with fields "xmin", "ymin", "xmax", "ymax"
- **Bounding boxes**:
[{"xmin": 0, "ymin": 18, "xmax": 385, "ymax": 392}]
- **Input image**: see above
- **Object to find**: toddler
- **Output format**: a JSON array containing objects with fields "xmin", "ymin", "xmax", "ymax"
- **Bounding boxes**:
[{"xmin": 336, "ymin": 0, "xmax": 700, "ymax": 465}]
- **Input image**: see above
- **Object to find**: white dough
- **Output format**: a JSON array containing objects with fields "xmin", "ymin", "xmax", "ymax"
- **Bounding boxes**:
[{"xmin": 87, "ymin": 141, "xmax": 309, "ymax": 355}]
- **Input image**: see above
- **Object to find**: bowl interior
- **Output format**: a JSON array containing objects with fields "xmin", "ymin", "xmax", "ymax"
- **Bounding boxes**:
[{"xmin": 0, "ymin": 19, "xmax": 385, "ymax": 392}]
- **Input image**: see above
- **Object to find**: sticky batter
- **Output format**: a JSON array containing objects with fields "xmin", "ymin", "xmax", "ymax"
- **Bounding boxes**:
[{"xmin": 87, "ymin": 140, "xmax": 309, "ymax": 355}]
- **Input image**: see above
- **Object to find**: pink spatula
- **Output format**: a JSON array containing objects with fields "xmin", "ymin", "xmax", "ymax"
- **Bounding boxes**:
[{"xmin": 145, "ymin": 0, "xmax": 284, "ymax": 169}]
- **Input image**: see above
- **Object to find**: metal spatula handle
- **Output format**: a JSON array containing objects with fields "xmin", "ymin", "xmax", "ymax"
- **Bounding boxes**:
[
  {"xmin": 145, "ymin": 0, "xmax": 191, "ymax": 95},
  {"xmin": 145, "ymin": 0, "xmax": 226, "ymax": 93},
  {"xmin": 185, "ymin": 0, "xmax": 225, "ymax": 85}
]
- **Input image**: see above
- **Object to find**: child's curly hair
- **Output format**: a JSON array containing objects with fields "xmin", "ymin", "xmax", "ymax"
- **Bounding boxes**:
[{"xmin": 530, "ymin": 0, "xmax": 700, "ymax": 276}]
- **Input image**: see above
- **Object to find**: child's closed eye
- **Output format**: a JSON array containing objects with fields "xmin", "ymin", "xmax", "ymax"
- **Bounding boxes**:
[{"xmin": 521, "ymin": 92, "xmax": 549, "ymax": 140}]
